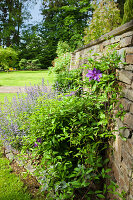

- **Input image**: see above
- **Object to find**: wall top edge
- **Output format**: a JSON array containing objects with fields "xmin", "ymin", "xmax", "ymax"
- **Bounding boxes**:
[{"xmin": 73, "ymin": 19, "xmax": 133, "ymax": 54}]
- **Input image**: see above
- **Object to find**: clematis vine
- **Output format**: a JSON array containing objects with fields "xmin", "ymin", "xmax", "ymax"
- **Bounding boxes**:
[
  {"xmin": 86, "ymin": 68, "xmax": 102, "ymax": 81},
  {"xmin": 34, "ymin": 143, "xmax": 38, "ymax": 147},
  {"xmin": 37, "ymin": 138, "xmax": 42, "ymax": 143}
]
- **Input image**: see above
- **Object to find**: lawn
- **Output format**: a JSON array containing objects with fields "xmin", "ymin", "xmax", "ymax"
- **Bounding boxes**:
[
  {"xmin": 0, "ymin": 70, "xmax": 56, "ymax": 103},
  {"xmin": 0, "ymin": 141, "xmax": 32, "ymax": 200},
  {"xmin": 0, "ymin": 70, "xmax": 56, "ymax": 86}
]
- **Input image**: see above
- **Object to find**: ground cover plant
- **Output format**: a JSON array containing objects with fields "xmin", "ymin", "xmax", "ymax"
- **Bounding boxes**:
[{"xmin": 0, "ymin": 51, "xmax": 126, "ymax": 199}]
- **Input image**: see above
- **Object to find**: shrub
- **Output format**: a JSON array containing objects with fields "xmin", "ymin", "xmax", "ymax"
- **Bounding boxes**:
[
  {"xmin": 49, "ymin": 41, "xmax": 71, "ymax": 74},
  {"xmin": 0, "ymin": 46, "xmax": 18, "ymax": 71},
  {"xmin": 53, "ymin": 69, "xmax": 82, "ymax": 94},
  {"xmin": 19, "ymin": 59, "xmax": 27, "ymax": 70},
  {"xmin": 19, "ymin": 59, "xmax": 41, "ymax": 71}
]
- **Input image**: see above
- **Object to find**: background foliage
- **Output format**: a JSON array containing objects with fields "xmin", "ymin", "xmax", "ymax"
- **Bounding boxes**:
[{"xmin": 0, "ymin": 46, "xmax": 18, "ymax": 71}]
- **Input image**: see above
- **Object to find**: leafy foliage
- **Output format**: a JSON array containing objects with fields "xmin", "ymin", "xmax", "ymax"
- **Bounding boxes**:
[
  {"xmin": 54, "ymin": 69, "xmax": 82, "ymax": 93},
  {"xmin": 0, "ymin": 46, "xmax": 18, "ymax": 71},
  {"xmin": 84, "ymin": 0, "xmax": 122, "ymax": 44},
  {"xmin": 19, "ymin": 58, "xmax": 41, "ymax": 70},
  {"xmin": 122, "ymin": 0, "xmax": 133, "ymax": 24},
  {"xmin": 0, "ymin": 51, "xmax": 126, "ymax": 199}
]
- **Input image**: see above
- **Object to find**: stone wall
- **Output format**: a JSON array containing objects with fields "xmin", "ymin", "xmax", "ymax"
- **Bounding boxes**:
[{"xmin": 70, "ymin": 20, "xmax": 133, "ymax": 200}]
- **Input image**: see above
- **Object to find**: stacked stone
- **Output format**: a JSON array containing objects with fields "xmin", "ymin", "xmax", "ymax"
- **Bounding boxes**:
[{"xmin": 70, "ymin": 20, "xmax": 133, "ymax": 200}]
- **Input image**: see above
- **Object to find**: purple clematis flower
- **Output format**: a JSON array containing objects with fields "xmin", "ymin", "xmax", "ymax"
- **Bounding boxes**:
[
  {"xmin": 86, "ymin": 68, "xmax": 102, "ymax": 81},
  {"xmin": 34, "ymin": 143, "xmax": 38, "ymax": 147},
  {"xmin": 37, "ymin": 138, "xmax": 42, "ymax": 143}
]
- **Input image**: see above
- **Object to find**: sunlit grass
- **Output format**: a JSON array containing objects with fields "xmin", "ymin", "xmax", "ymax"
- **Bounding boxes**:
[
  {"xmin": 0, "ymin": 70, "xmax": 56, "ymax": 103},
  {"xmin": 0, "ymin": 70, "xmax": 56, "ymax": 86}
]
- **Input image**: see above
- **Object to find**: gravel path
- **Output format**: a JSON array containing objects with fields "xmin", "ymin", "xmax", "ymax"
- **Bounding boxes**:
[
  {"xmin": 0, "ymin": 85, "xmax": 52, "ymax": 93},
  {"xmin": 0, "ymin": 86, "xmax": 25, "ymax": 93}
]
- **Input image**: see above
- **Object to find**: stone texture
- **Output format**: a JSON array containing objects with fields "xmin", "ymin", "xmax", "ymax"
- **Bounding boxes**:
[
  {"xmin": 120, "ymin": 36, "xmax": 133, "ymax": 48},
  {"xmin": 130, "ymin": 103, "xmax": 133, "ymax": 114},
  {"xmin": 125, "ymin": 64, "xmax": 133, "ymax": 71},
  {"xmin": 123, "ymin": 88, "xmax": 133, "ymax": 102},
  {"xmin": 122, "ymin": 31, "xmax": 133, "ymax": 38},
  {"xmin": 120, "ymin": 98, "xmax": 131, "ymax": 111},
  {"xmin": 126, "ymin": 47, "xmax": 133, "ymax": 54},
  {"xmin": 122, "ymin": 129, "xmax": 131, "ymax": 138},
  {"xmin": 126, "ymin": 54, "xmax": 133, "ymax": 64},
  {"xmin": 123, "ymin": 113, "xmax": 133, "ymax": 129},
  {"xmin": 118, "ymin": 70, "xmax": 133, "ymax": 84}
]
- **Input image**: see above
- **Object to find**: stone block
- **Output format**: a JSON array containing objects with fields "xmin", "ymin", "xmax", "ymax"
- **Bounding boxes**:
[
  {"xmin": 130, "ymin": 104, "xmax": 133, "ymax": 114},
  {"xmin": 119, "ymin": 176, "xmax": 129, "ymax": 192},
  {"xmin": 126, "ymin": 47, "xmax": 133, "ymax": 54},
  {"xmin": 123, "ymin": 113, "xmax": 133, "ymax": 129},
  {"xmin": 120, "ymin": 98, "xmax": 131, "ymax": 111},
  {"xmin": 122, "ymin": 31, "xmax": 133, "ymax": 38},
  {"xmin": 126, "ymin": 54, "xmax": 133, "ymax": 64},
  {"xmin": 120, "ymin": 36, "xmax": 133, "ymax": 48},
  {"xmin": 123, "ymin": 88, "xmax": 133, "ymax": 102},
  {"xmin": 110, "ymin": 35, "xmax": 121, "ymax": 44},
  {"xmin": 125, "ymin": 65, "xmax": 133, "ymax": 71},
  {"xmin": 122, "ymin": 129, "xmax": 131, "ymax": 138},
  {"xmin": 121, "ymin": 147, "xmax": 133, "ymax": 169},
  {"xmin": 112, "ymin": 163, "xmax": 120, "ymax": 182},
  {"xmin": 118, "ymin": 70, "xmax": 133, "ymax": 84},
  {"xmin": 126, "ymin": 139, "xmax": 133, "ymax": 156}
]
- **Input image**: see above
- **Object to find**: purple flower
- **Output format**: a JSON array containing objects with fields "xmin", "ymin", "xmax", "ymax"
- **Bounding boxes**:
[
  {"xmin": 34, "ymin": 143, "xmax": 38, "ymax": 147},
  {"xmin": 86, "ymin": 68, "xmax": 102, "ymax": 81},
  {"xmin": 37, "ymin": 138, "xmax": 42, "ymax": 143},
  {"xmin": 65, "ymin": 91, "xmax": 75, "ymax": 97}
]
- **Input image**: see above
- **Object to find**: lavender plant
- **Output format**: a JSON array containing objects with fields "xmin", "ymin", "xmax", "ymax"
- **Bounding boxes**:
[{"xmin": 0, "ymin": 79, "xmax": 58, "ymax": 149}]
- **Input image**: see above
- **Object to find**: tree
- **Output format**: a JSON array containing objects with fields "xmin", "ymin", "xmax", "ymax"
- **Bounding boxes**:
[
  {"xmin": 40, "ymin": 0, "xmax": 92, "ymax": 67},
  {"xmin": 0, "ymin": 0, "xmax": 36, "ymax": 48},
  {"xmin": 84, "ymin": 0, "xmax": 122, "ymax": 44},
  {"xmin": 117, "ymin": 0, "xmax": 126, "ymax": 19},
  {"xmin": 122, "ymin": 0, "xmax": 133, "ymax": 24}
]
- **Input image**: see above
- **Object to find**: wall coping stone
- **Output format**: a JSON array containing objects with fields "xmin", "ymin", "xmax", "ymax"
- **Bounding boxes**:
[{"xmin": 73, "ymin": 20, "xmax": 133, "ymax": 53}]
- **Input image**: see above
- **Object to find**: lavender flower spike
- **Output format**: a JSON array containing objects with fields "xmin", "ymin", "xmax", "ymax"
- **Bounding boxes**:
[{"xmin": 86, "ymin": 68, "xmax": 102, "ymax": 81}]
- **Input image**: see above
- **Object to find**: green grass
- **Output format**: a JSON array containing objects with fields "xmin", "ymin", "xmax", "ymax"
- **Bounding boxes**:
[
  {"xmin": 0, "ymin": 93, "xmax": 17, "ymax": 103},
  {"xmin": 0, "ymin": 70, "xmax": 56, "ymax": 103},
  {"xmin": 0, "ymin": 142, "xmax": 31, "ymax": 200},
  {"xmin": 0, "ymin": 70, "xmax": 56, "ymax": 86}
]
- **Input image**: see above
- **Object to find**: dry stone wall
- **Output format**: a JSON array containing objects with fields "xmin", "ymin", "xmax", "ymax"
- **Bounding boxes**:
[{"xmin": 70, "ymin": 20, "xmax": 133, "ymax": 200}]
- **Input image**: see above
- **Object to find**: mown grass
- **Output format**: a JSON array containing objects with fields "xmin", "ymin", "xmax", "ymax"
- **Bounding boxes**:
[
  {"xmin": 0, "ymin": 141, "xmax": 32, "ymax": 200},
  {"xmin": 0, "ymin": 70, "xmax": 56, "ymax": 103},
  {"xmin": 0, "ymin": 70, "xmax": 56, "ymax": 86}
]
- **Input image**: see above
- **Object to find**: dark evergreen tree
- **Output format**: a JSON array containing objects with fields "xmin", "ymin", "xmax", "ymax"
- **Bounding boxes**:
[{"xmin": 117, "ymin": 0, "xmax": 126, "ymax": 19}]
